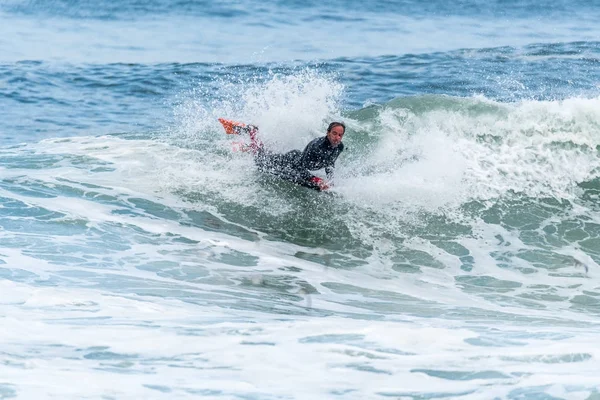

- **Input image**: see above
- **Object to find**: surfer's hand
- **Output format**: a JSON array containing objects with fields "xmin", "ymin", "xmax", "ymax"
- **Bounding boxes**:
[{"xmin": 310, "ymin": 177, "xmax": 329, "ymax": 191}]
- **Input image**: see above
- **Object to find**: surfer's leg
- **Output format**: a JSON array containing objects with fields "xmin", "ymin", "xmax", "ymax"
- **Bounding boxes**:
[
  {"xmin": 254, "ymin": 147, "xmax": 279, "ymax": 171},
  {"xmin": 254, "ymin": 149, "xmax": 300, "ymax": 174},
  {"xmin": 217, "ymin": 119, "xmax": 264, "ymax": 153},
  {"xmin": 247, "ymin": 126, "xmax": 264, "ymax": 154},
  {"xmin": 281, "ymin": 149, "xmax": 301, "ymax": 164}
]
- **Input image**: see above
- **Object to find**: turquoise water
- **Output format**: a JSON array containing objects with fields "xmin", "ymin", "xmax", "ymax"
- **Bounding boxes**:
[{"xmin": 2, "ymin": 1, "xmax": 600, "ymax": 399}]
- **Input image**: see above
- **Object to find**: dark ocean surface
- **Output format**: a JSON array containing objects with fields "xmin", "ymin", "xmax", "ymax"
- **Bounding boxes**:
[{"xmin": 2, "ymin": 1, "xmax": 600, "ymax": 398}]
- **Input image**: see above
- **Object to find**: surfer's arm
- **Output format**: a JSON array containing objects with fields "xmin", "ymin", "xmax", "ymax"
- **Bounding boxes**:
[
  {"xmin": 325, "ymin": 143, "xmax": 343, "ymax": 184},
  {"xmin": 325, "ymin": 166, "xmax": 334, "ymax": 182},
  {"xmin": 297, "ymin": 137, "xmax": 321, "ymax": 167}
]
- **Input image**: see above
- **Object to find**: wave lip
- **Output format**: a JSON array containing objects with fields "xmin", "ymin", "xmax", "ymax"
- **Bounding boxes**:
[{"xmin": 344, "ymin": 94, "xmax": 600, "ymax": 207}]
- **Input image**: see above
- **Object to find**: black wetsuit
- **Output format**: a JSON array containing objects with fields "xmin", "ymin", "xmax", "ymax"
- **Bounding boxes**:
[{"xmin": 254, "ymin": 136, "xmax": 344, "ymax": 190}]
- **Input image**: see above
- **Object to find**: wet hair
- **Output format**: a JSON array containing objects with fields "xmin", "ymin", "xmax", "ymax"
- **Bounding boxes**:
[{"xmin": 327, "ymin": 121, "xmax": 346, "ymax": 133}]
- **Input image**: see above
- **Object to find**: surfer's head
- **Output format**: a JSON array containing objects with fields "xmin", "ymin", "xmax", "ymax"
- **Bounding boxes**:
[{"xmin": 326, "ymin": 121, "xmax": 345, "ymax": 147}]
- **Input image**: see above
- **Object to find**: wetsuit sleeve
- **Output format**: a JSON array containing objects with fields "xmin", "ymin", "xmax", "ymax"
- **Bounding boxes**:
[
  {"xmin": 295, "ymin": 138, "xmax": 321, "ymax": 181},
  {"xmin": 325, "ymin": 143, "xmax": 343, "ymax": 181}
]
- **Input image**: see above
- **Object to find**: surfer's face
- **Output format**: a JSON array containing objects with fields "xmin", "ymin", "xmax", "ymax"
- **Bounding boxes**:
[{"xmin": 327, "ymin": 125, "xmax": 345, "ymax": 147}]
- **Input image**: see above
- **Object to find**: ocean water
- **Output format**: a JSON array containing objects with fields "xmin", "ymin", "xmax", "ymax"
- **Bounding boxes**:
[{"xmin": 2, "ymin": 0, "xmax": 600, "ymax": 398}]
